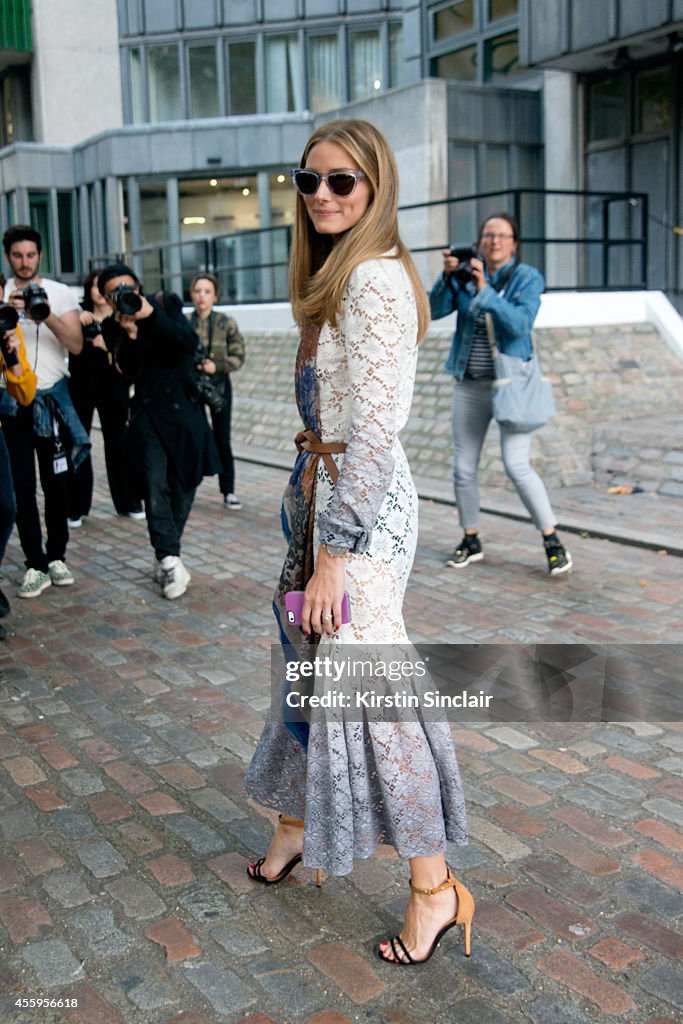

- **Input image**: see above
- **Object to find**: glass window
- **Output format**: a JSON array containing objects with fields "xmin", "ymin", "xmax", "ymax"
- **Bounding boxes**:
[
  {"xmin": 434, "ymin": 45, "xmax": 477, "ymax": 81},
  {"xmin": 265, "ymin": 35, "xmax": 303, "ymax": 112},
  {"xmin": 588, "ymin": 78, "xmax": 626, "ymax": 142},
  {"xmin": 226, "ymin": 40, "xmax": 257, "ymax": 115},
  {"xmin": 129, "ymin": 48, "xmax": 145, "ymax": 124},
  {"xmin": 349, "ymin": 29, "xmax": 382, "ymax": 101},
  {"xmin": 188, "ymin": 44, "xmax": 219, "ymax": 118},
  {"xmin": 29, "ymin": 192, "xmax": 53, "ymax": 276},
  {"xmin": 433, "ymin": 2, "xmax": 475, "ymax": 42},
  {"xmin": 148, "ymin": 45, "xmax": 181, "ymax": 121},
  {"xmin": 308, "ymin": 35, "xmax": 341, "ymax": 112},
  {"xmin": 635, "ymin": 67, "xmax": 670, "ymax": 134},
  {"xmin": 389, "ymin": 22, "xmax": 404, "ymax": 89},
  {"xmin": 57, "ymin": 192, "xmax": 78, "ymax": 275},
  {"xmin": 488, "ymin": 0, "xmax": 517, "ymax": 21},
  {"xmin": 484, "ymin": 30, "xmax": 521, "ymax": 81}
]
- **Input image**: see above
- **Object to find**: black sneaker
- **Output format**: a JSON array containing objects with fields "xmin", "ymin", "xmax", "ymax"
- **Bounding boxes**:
[
  {"xmin": 446, "ymin": 534, "xmax": 483, "ymax": 568},
  {"xmin": 544, "ymin": 537, "xmax": 573, "ymax": 576}
]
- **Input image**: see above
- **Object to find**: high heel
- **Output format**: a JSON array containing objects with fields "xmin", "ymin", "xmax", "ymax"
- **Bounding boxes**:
[
  {"xmin": 246, "ymin": 814, "xmax": 324, "ymax": 887},
  {"xmin": 377, "ymin": 867, "xmax": 474, "ymax": 966}
]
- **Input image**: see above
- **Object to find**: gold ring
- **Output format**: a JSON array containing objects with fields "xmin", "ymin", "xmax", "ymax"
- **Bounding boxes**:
[{"xmin": 322, "ymin": 614, "xmax": 332, "ymax": 621}]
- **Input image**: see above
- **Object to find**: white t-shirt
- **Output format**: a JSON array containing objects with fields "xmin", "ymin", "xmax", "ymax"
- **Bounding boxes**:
[{"xmin": 3, "ymin": 277, "xmax": 79, "ymax": 389}]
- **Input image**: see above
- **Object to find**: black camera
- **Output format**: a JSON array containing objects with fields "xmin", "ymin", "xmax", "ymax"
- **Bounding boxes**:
[
  {"xmin": 82, "ymin": 320, "xmax": 103, "ymax": 343},
  {"xmin": 449, "ymin": 244, "xmax": 481, "ymax": 287},
  {"xmin": 192, "ymin": 373, "xmax": 227, "ymax": 415},
  {"xmin": 190, "ymin": 341, "xmax": 226, "ymax": 414},
  {"xmin": 110, "ymin": 284, "xmax": 142, "ymax": 316},
  {"xmin": 0, "ymin": 303, "xmax": 20, "ymax": 368},
  {"xmin": 22, "ymin": 283, "xmax": 51, "ymax": 321}
]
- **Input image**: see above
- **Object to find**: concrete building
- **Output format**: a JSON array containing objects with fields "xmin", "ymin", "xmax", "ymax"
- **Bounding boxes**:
[{"xmin": 0, "ymin": 1, "xmax": 681, "ymax": 312}]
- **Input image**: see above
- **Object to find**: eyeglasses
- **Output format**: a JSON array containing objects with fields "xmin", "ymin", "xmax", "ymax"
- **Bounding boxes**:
[
  {"xmin": 480, "ymin": 233, "xmax": 514, "ymax": 241},
  {"xmin": 290, "ymin": 168, "xmax": 365, "ymax": 197}
]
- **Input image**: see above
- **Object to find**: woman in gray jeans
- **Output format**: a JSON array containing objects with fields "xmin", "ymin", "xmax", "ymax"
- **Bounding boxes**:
[{"xmin": 429, "ymin": 212, "xmax": 572, "ymax": 576}]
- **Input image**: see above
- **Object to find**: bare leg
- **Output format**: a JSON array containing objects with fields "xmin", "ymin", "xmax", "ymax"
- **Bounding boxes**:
[
  {"xmin": 248, "ymin": 815, "xmax": 304, "ymax": 882},
  {"xmin": 378, "ymin": 854, "xmax": 458, "ymax": 963}
]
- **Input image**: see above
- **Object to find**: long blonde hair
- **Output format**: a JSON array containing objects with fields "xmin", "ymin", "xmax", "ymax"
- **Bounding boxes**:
[{"xmin": 288, "ymin": 119, "xmax": 430, "ymax": 342}]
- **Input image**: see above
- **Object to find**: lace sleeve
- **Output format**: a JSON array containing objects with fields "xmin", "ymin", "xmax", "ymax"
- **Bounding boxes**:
[{"xmin": 317, "ymin": 261, "xmax": 412, "ymax": 554}]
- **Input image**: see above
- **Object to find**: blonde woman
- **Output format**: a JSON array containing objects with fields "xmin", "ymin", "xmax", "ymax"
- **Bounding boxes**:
[{"xmin": 244, "ymin": 119, "xmax": 472, "ymax": 965}]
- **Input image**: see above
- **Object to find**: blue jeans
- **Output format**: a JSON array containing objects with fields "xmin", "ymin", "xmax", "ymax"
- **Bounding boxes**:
[{"xmin": 451, "ymin": 378, "xmax": 556, "ymax": 532}]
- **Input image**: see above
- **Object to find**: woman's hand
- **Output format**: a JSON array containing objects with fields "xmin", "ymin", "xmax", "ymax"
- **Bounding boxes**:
[
  {"xmin": 441, "ymin": 248, "xmax": 460, "ymax": 276},
  {"xmin": 201, "ymin": 357, "xmax": 216, "ymax": 375},
  {"xmin": 470, "ymin": 257, "xmax": 486, "ymax": 292},
  {"xmin": 79, "ymin": 310, "xmax": 95, "ymax": 326},
  {"xmin": 301, "ymin": 546, "xmax": 346, "ymax": 636}
]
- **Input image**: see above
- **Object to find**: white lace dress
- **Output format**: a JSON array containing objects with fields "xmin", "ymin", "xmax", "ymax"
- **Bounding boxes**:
[{"xmin": 244, "ymin": 257, "xmax": 468, "ymax": 875}]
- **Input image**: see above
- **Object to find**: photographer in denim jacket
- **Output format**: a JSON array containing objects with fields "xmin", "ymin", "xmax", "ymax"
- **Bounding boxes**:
[{"xmin": 430, "ymin": 211, "xmax": 572, "ymax": 576}]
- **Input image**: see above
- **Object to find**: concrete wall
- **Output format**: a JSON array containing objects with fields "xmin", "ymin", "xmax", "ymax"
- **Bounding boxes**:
[
  {"xmin": 30, "ymin": 0, "xmax": 123, "ymax": 145},
  {"xmin": 230, "ymin": 320, "xmax": 683, "ymax": 497}
]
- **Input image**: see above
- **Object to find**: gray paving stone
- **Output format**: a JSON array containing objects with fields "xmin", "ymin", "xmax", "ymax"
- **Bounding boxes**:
[
  {"xmin": 181, "ymin": 959, "xmax": 257, "ymax": 1014},
  {"xmin": 642, "ymin": 798, "xmax": 683, "ymax": 828},
  {"xmin": 165, "ymin": 815, "xmax": 226, "ymax": 855},
  {"xmin": 447, "ymin": 996, "xmax": 514, "ymax": 1024},
  {"xmin": 589, "ymin": 728, "xmax": 652, "ymax": 755},
  {"xmin": 156, "ymin": 724, "xmax": 206, "ymax": 753},
  {"xmin": 490, "ymin": 751, "xmax": 537, "ymax": 774},
  {"xmin": 527, "ymin": 996, "xmax": 597, "ymax": 1024},
  {"xmin": 639, "ymin": 963, "xmax": 683, "ymax": 1012},
  {"xmin": 41, "ymin": 870, "xmax": 92, "ymax": 908},
  {"xmin": 658, "ymin": 732, "xmax": 683, "ymax": 753},
  {"xmin": 617, "ymin": 874, "xmax": 683, "ymax": 920},
  {"xmin": 106, "ymin": 723, "xmax": 152, "ymax": 749},
  {"xmin": 584, "ymin": 771, "xmax": 646, "ymax": 801},
  {"xmin": 68, "ymin": 906, "xmax": 135, "ymax": 959},
  {"xmin": 52, "ymin": 810, "xmax": 96, "ymax": 840},
  {"xmin": 655, "ymin": 755, "xmax": 683, "ymax": 775},
  {"xmin": 483, "ymin": 727, "xmax": 538, "ymax": 750},
  {"xmin": 190, "ymin": 787, "xmax": 244, "ymax": 822},
  {"xmin": 178, "ymin": 883, "xmax": 235, "ymax": 921},
  {"xmin": 468, "ymin": 815, "xmax": 531, "ymax": 860},
  {"xmin": 525, "ymin": 769, "xmax": 571, "ymax": 790},
  {"xmin": 22, "ymin": 939, "xmax": 85, "ymax": 987},
  {"xmin": 562, "ymin": 788, "xmax": 640, "ymax": 820},
  {"xmin": 106, "ymin": 876, "xmax": 166, "ymax": 920},
  {"xmin": 77, "ymin": 840, "xmax": 127, "ymax": 878},
  {"xmin": 59, "ymin": 769, "xmax": 106, "ymax": 796},
  {"xmin": 211, "ymin": 922, "xmax": 269, "ymax": 956},
  {"xmin": 250, "ymin": 953, "xmax": 325, "ymax": 1016},
  {"xmin": 451, "ymin": 943, "xmax": 530, "ymax": 995},
  {"xmin": 111, "ymin": 956, "xmax": 176, "ymax": 1010},
  {"xmin": 0, "ymin": 808, "xmax": 39, "ymax": 840}
]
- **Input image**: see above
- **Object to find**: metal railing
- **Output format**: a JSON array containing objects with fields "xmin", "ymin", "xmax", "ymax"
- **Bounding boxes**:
[{"xmin": 91, "ymin": 188, "xmax": 649, "ymax": 301}]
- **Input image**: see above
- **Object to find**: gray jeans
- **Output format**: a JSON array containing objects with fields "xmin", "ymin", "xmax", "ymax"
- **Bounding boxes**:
[{"xmin": 451, "ymin": 377, "xmax": 556, "ymax": 532}]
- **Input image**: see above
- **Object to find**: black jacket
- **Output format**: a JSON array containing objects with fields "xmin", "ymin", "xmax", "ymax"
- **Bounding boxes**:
[{"xmin": 102, "ymin": 294, "xmax": 219, "ymax": 491}]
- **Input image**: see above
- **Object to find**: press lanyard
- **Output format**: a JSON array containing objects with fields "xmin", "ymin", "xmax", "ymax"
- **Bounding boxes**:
[{"xmin": 52, "ymin": 417, "xmax": 67, "ymax": 475}]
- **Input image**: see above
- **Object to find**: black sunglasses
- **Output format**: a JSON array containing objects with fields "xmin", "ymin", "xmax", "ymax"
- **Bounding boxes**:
[{"xmin": 290, "ymin": 168, "xmax": 365, "ymax": 197}]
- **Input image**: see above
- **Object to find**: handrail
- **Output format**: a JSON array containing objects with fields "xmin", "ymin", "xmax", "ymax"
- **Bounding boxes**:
[{"xmin": 90, "ymin": 188, "xmax": 650, "ymax": 299}]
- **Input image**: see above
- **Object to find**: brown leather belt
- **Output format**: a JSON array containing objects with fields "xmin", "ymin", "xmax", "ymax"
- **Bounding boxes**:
[{"xmin": 295, "ymin": 430, "xmax": 347, "ymax": 484}]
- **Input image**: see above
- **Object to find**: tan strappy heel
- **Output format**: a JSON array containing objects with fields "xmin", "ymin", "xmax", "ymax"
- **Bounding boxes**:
[
  {"xmin": 377, "ymin": 866, "xmax": 474, "ymax": 965},
  {"xmin": 247, "ymin": 814, "xmax": 323, "ymax": 887}
]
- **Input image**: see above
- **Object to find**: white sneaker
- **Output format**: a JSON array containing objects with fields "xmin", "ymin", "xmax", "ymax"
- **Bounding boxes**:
[
  {"xmin": 18, "ymin": 568, "xmax": 52, "ymax": 599},
  {"xmin": 127, "ymin": 510, "xmax": 146, "ymax": 520},
  {"xmin": 224, "ymin": 493, "xmax": 242, "ymax": 509},
  {"xmin": 48, "ymin": 560, "xmax": 75, "ymax": 586},
  {"xmin": 68, "ymin": 517, "xmax": 83, "ymax": 528},
  {"xmin": 160, "ymin": 556, "xmax": 190, "ymax": 600}
]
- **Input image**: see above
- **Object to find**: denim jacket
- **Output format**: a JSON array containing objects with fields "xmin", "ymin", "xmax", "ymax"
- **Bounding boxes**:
[
  {"xmin": 32, "ymin": 376, "xmax": 91, "ymax": 472},
  {"xmin": 429, "ymin": 258, "xmax": 545, "ymax": 380}
]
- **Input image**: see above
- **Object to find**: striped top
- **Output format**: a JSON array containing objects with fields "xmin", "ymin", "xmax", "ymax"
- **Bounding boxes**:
[{"xmin": 465, "ymin": 311, "xmax": 495, "ymax": 379}]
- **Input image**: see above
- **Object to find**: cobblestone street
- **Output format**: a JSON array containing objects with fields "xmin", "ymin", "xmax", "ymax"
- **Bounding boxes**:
[{"xmin": 0, "ymin": 453, "xmax": 682, "ymax": 1024}]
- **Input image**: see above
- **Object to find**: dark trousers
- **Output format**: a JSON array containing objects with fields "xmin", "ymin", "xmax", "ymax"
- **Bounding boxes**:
[
  {"xmin": 0, "ymin": 429, "xmax": 15, "ymax": 617},
  {"xmin": 3, "ymin": 404, "xmax": 69, "ymax": 572},
  {"xmin": 139, "ymin": 422, "xmax": 195, "ymax": 561},
  {"xmin": 68, "ymin": 375, "xmax": 140, "ymax": 518},
  {"xmin": 209, "ymin": 376, "xmax": 235, "ymax": 496}
]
